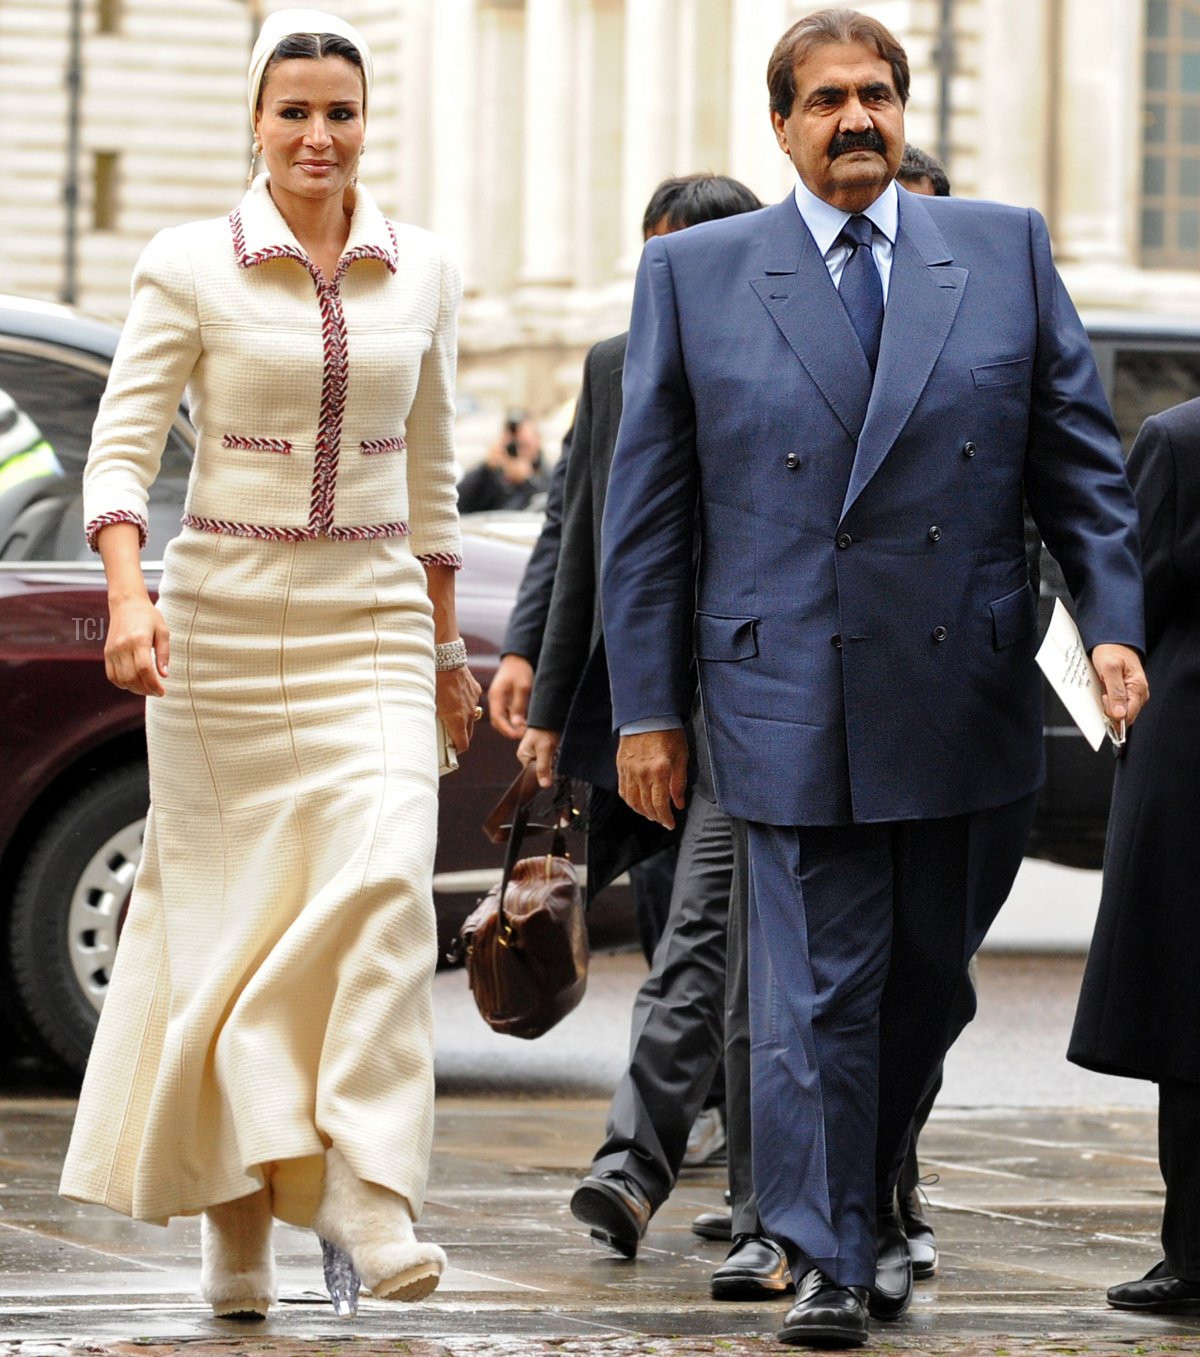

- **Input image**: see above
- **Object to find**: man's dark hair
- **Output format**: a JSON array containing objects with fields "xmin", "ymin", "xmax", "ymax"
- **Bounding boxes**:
[
  {"xmin": 898, "ymin": 143, "xmax": 951, "ymax": 195},
  {"xmin": 642, "ymin": 173, "xmax": 763, "ymax": 238},
  {"xmin": 258, "ymin": 33, "xmax": 366, "ymax": 113},
  {"xmin": 767, "ymin": 7, "xmax": 910, "ymax": 119}
]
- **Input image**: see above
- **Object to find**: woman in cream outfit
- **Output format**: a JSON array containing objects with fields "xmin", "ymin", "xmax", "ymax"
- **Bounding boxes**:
[{"xmin": 59, "ymin": 10, "xmax": 480, "ymax": 1319}]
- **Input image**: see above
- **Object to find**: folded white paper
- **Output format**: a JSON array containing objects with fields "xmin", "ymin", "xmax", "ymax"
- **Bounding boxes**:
[{"xmin": 1035, "ymin": 597, "xmax": 1115, "ymax": 752}]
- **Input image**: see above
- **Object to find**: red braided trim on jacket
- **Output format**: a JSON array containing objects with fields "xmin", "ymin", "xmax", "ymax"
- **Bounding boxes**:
[
  {"xmin": 222, "ymin": 434, "xmax": 292, "ymax": 454},
  {"xmin": 227, "ymin": 212, "xmax": 408, "ymax": 540},
  {"xmin": 87, "ymin": 510, "xmax": 149, "ymax": 553},
  {"xmin": 360, "ymin": 436, "xmax": 406, "ymax": 455},
  {"xmin": 182, "ymin": 515, "xmax": 411, "ymax": 543},
  {"xmin": 415, "ymin": 551, "xmax": 463, "ymax": 570}
]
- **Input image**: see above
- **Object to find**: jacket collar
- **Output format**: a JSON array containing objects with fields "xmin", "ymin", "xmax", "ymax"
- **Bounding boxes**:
[{"xmin": 230, "ymin": 173, "xmax": 398, "ymax": 279}]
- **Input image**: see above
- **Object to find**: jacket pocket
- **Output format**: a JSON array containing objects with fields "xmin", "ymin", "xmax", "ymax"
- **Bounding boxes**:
[
  {"xmin": 694, "ymin": 611, "xmax": 759, "ymax": 661},
  {"xmin": 221, "ymin": 434, "xmax": 291, "ymax": 454},
  {"xmin": 989, "ymin": 584, "xmax": 1036, "ymax": 650},
  {"xmin": 360, "ymin": 436, "xmax": 406, "ymax": 455},
  {"xmin": 972, "ymin": 357, "xmax": 1031, "ymax": 390}
]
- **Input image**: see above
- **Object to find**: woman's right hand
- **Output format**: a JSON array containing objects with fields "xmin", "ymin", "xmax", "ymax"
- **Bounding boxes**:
[{"xmin": 105, "ymin": 594, "xmax": 170, "ymax": 697}]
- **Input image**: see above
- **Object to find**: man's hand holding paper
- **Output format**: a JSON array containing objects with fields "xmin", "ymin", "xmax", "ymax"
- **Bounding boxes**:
[
  {"xmin": 1036, "ymin": 598, "xmax": 1148, "ymax": 749},
  {"xmin": 1092, "ymin": 642, "xmax": 1149, "ymax": 730}
]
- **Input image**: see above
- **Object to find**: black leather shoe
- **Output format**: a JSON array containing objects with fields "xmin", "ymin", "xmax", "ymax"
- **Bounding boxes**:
[
  {"xmin": 778, "ymin": 1269, "xmax": 869, "ymax": 1348},
  {"xmin": 569, "ymin": 1171, "xmax": 652, "ymax": 1259},
  {"xmin": 869, "ymin": 1208, "xmax": 913, "ymax": 1320},
  {"xmin": 899, "ymin": 1188, "xmax": 937, "ymax": 1279},
  {"xmin": 692, "ymin": 1209, "xmax": 733, "ymax": 1241},
  {"xmin": 1107, "ymin": 1261, "xmax": 1200, "ymax": 1314},
  {"xmin": 710, "ymin": 1233, "xmax": 795, "ymax": 1300}
]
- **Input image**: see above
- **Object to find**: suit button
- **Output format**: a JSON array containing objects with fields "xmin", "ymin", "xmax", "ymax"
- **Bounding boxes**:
[
  {"xmin": 932, "ymin": 625, "xmax": 948, "ymax": 643},
  {"xmin": 785, "ymin": 453, "xmax": 800, "ymax": 469},
  {"xmin": 962, "ymin": 441, "xmax": 977, "ymax": 458},
  {"xmin": 831, "ymin": 634, "xmax": 843, "ymax": 649},
  {"xmin": 836, "ymin": 532, "xmax": 853, "ymax": 549},
  {"xmin": 928, "ymin": 525, "xmax": 941, "ymax": 542}
]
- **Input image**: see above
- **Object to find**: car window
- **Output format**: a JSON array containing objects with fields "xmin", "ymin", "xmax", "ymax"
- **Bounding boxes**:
[
  {"xmin": 0, "ymin": 346, "xmax": 191, "ymax": 562},
  {"xmin": 1110, "ymin": 348, "xmax": 1200, "ymax": 452}
]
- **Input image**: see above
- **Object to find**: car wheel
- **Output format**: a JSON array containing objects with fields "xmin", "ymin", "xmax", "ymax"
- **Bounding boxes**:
[{"xmin": 8, "ymin": 763, "xmax": 148, "ymax": 1076}]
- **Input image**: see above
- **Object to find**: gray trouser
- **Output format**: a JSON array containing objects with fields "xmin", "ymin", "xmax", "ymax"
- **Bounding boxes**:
[{"xmin": 590, "ymin": 791, "xmax": 737, "ymax": 1206}]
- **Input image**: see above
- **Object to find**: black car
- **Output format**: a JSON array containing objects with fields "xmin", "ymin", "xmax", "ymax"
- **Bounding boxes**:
[
  {"xmin": 0, "ymin": 295, "xmax": 628, "ymax": 1074},
  {"xmin": 0, "ymin": 293, "xmax": 1195, "ymax": 1072}
]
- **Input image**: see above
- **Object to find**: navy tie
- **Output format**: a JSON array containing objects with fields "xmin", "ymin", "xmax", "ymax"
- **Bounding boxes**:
[{"xmin": 838, "ymin": 214, "xmax": 883, "ymax": 372}]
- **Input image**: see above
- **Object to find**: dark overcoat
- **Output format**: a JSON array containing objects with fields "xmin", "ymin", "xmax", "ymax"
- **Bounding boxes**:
[{"xmin": 1069, "ymin": 398, "xmax": 1200, "ymax": 1084}]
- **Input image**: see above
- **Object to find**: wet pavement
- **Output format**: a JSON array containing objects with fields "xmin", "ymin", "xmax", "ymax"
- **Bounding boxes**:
[{"xmin": 2, "ymin": 954, "xmax": 1200, "ymax": 1355}]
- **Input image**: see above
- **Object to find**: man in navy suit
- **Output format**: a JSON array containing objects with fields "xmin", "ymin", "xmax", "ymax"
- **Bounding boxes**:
[{"xmin": 599, "ymin": 8, "xmax": 1148, "ymax": 1348}]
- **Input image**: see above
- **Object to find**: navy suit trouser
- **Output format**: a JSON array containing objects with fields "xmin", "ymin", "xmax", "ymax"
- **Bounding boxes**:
[{"xmin": 746, "ymin": 792, "xmax": 1036, "ymax": 1288}]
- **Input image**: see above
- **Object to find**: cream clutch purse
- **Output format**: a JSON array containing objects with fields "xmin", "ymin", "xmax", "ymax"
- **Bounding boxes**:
[{"xmin": 437, "ymin": 718, "xmax": 459, "ymax": 776}]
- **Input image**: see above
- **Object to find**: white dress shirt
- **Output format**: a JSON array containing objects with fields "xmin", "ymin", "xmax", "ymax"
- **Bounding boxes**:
[{"xmin": 793, "ymin": 174, "xmax": 897, "ymax": 301}]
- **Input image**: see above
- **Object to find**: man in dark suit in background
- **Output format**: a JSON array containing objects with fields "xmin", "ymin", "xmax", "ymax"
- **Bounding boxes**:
[
  {"xmin": 600, "ymin": 8, "xmax": 1147, "ymax": 1347},
  {"xmin": 516, "ymin": 175, "xmax": 788, "ymax": 1298}
]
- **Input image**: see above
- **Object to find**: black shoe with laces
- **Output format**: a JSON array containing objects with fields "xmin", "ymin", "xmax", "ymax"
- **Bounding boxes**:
[
  {"xmin": 710, "ymin": 1233, "xmax": 794, "ymax": 1300},
  {"xmin": 778, "ymin": 1268, "xmax": 870, "ymax": 1348},
  {"xmin": 569, "ymin": 1170, "xmax": 653, "ymax": 1259},
  {"xmin": 869, "ymin": 1204, "xmax": 913, "ymax": 1320},
  {"xmin": 899, "ymin": 1185, "xmax": 938, "ymax": 1279},
  {"xmin": 692, "ymin": 1209, "xmax": 733, "ymax": 1241},
  {"xmin": 1107, "ymin": 1260, "xmax": 1200, "ymax": 1314}
]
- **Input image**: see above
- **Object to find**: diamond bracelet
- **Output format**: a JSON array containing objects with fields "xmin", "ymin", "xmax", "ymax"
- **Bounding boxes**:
[{"xmin": 435, "ymin": 637, "xmax": 468, "ymax": 671}]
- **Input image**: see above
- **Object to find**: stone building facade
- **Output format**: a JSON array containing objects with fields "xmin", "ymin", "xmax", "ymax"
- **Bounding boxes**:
[{"xmin": 3, "ymin": 0, "xmax": 1199, "ymax": 420}]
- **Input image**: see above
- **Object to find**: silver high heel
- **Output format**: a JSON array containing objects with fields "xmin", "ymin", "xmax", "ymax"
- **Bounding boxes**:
[{"xmin": 320, "ymin": 1236, "xmax": 361, "ymax": 1317}]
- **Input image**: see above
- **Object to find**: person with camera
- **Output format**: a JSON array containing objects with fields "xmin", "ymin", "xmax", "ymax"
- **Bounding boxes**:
[{"xmin": 457, "ymin": 410, "xmax": 547, "ymax": 514}]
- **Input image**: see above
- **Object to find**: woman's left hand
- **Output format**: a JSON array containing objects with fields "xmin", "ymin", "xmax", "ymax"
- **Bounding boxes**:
[{"xmin": 438, "ymin": 664, "xmax": 483, "ymax": 753}]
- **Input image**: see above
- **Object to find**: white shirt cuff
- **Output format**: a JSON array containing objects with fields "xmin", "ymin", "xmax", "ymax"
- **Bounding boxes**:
[{"xmin": 620, "ymin": 715, "xmax": 684, "ymax": 735}]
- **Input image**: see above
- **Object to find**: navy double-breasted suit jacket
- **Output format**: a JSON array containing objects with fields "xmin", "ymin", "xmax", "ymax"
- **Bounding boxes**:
[{"xmin": 600, "ymin": 189, "xmax": 1144, "ymax": 827}]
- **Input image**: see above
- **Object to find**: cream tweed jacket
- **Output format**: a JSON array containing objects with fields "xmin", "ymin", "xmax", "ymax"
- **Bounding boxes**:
[{"xmin": 84, "ymin": 175, "xmax": 463, "ymax": 565}]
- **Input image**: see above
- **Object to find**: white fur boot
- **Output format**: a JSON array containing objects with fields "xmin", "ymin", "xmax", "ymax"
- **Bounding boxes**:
[
  {"xmin": 312, "ymin": 1146, "xmax": 445, "ymax": 1302},
  {"xmin": 200, "ymin": 1186, "xmax": 277, "ymax": 1320}
]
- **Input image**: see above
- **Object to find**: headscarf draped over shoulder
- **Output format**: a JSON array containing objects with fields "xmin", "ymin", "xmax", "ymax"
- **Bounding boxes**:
[{"xmin": 247, "ymin": 8, "xmax": 374, "ymax": 125}]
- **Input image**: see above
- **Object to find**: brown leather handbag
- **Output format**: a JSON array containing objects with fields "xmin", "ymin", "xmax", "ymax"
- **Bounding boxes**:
[{"xmin": 456, "ymin": 766, "xmax": 588, "ymax": 1039}]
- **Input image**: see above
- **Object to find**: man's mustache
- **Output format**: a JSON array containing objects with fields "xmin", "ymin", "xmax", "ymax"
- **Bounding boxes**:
[{"xmin": 828, "ymin": 129, "xmax": 887, "ymax": 159}]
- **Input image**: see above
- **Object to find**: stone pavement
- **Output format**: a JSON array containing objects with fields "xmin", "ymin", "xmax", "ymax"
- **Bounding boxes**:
[{"xmin": 2, "ymin": 1086, "xmax": 1200, "ymax": 1357}]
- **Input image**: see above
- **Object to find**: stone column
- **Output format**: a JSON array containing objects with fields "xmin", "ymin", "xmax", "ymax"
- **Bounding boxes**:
[
  {"xmin": 727, "ymin": 0, "xmax": 791, "ymax": 205},
  {"xmin": 675, "ymin": 0, "xmax": 732, "ymax": 175},
  {"xmin": 1053, "ymin": 0, "xmax": 1141, "ymax": 266},
  {"xmin": 617, "ymin": 0, "xmax": 678, "ymax": 273},
  {"xmin": 518, "ymin": 0, "xmax": 575, "ymax": 285},
  {"xmin": 975, "ymin": 0, "xmax": 1052, "ymax": 214},
  {"xmin": 427, "ymin": 0, "xmax": 477, "ymax": 285}
]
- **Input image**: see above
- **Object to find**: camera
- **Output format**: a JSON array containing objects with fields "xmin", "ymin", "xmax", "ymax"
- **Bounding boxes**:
[{"xmin": 504, "ymin": 406, "xmax": 526, "ymax": 458}]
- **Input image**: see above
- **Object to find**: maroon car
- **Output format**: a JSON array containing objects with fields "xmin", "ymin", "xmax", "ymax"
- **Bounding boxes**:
[{"xmin": 0, "ymin": 295, "xmax": 627, "ymax": 1076}]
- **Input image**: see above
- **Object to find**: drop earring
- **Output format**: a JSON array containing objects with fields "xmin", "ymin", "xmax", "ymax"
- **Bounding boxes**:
[
  {"xmin": 246, "ymin": 139, "xmax": 261, "ymax": 188},
  {"xmin": 350, "ymin": 144, "xmax": 365, "ymax": 189}
]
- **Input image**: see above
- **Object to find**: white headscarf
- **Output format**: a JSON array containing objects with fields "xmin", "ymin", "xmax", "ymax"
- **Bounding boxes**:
[{"xmin": 247, "ymin": 8, "xmax": 374, "ymax": 127}]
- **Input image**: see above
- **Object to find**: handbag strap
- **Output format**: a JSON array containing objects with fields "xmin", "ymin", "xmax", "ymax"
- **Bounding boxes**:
[{"xmin": 495, "ymin": 765, "xmax": 572, "ymax": 933}]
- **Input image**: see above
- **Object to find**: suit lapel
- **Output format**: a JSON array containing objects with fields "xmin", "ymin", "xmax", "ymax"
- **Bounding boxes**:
[
  {"xmin": 840, "ymin": 193, "xmax": 968, "ymax": 519},
  {"xmin": 751, "ymin": 199, "xmax": 873, "ymax": 442}
]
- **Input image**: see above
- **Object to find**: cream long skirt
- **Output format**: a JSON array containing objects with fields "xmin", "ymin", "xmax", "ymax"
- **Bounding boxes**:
[{"xmin": 60, "ymin": 528, "xmax": 440, "ymax": 1228}]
